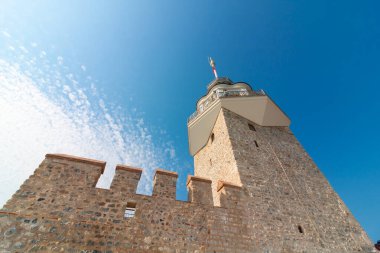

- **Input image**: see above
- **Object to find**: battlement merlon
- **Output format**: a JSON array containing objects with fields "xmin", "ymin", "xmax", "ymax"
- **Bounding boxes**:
[
  {"xmin": 217, "ymin": 180, "xmax": 243, "ymax": 208},
  {"xmin": 2, "ymin": 154, "xmax": 106, "ymax": 212},
  {"xmin": 186, "ymin": 176, "xmax": 213, "ymax": 205},
  {"xmin": 153, "ymin": 169, "xmax": 178, "ymax": 200},
  {"xmin": 111, "ymin": 165, "xmax": 142, "ymax": 194},
  {"xmin": 45, "ymin": 153, "xmax": 105, "ymax": 187}
]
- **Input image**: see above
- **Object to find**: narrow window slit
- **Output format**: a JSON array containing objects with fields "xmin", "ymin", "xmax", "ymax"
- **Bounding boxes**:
[
  {"xmin": 210, "ymin": 133, "xmax": 215, "ymax": 143},
  {"xmin": 254, "ymin": 140, "xmax": 259, "ymax": 148},
  {"xmin": 297, "ymin": 225, "xmax": 304, "ymax": 234},
  {"xmin": 248, "ymin": 123, "xmax": 256, "ymax": 131}
]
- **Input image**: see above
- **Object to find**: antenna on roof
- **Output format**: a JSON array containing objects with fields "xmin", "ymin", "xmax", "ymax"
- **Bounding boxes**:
[{"xmin": 208, "ymin": 57, "xmax": 218, "ymax": 79}]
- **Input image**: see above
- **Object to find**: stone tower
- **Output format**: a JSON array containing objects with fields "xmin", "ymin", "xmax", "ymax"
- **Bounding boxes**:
[
  {"xmin": 188, "ymin": 77, "xmax": 373, "ymax": 252},
  {"xmin": 0, "ymin": 77, "xmax": 374, "ymax": 252}
]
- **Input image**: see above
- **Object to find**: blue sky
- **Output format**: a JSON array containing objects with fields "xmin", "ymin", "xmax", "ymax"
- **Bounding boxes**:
[{"xmin": 0, "ymin": 0, "xmax": 379, "ymax": 241}]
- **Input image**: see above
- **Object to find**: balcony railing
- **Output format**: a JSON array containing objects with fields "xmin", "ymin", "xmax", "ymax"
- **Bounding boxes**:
[{"xmin": 188, "ymin": 89, "xmax": 266, "ymax": 123}]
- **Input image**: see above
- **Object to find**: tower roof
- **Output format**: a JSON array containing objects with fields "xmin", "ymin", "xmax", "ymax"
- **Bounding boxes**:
[{"xmin": 207, "ymin": 77, "xmax": 233, "ymax": 91}]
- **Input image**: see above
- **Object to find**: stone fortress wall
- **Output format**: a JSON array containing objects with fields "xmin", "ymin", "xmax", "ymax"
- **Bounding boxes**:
[
  {"xmin": 0, "ymin": 109, "xmax": 374, "ymax": 253},
  {"xmin": 0, "ymin": 153, "xmax": 257, "ymax": 252}
]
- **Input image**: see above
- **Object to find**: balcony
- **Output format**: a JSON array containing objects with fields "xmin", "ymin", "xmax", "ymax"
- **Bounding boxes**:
[{"xmin": 188, "ymin": 88, "xmax": 266, "ymax": 123}]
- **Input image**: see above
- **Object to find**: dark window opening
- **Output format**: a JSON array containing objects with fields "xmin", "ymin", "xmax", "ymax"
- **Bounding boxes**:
[
  {"xmin": 37, "ymin": 198, "xmax": 45, "ymax": 201},
  {"xmin": 124, "ymin": 202, "xmax": 137, "ymax": 219},
  {"xmin": 254, "ymin": 140, "xmax": 259, "ymax": 148},
  {"xmin": 248, "ymin": 123, "xmax": 256, "ymax": 131},
  {"xmin": 298, "ymin": 225, "xmax": 304, "ymax": 234},
  {"xmin": 209, "ymin": 158, "xmax": 212, "ymax": 166},
  {"xmin": 210, "ymin": 133, "xmax": 215, "ymax": 143}
]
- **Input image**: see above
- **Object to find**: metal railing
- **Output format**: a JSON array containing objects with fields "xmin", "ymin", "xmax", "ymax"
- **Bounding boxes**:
[{"xmin": 188, "ymin": 89, "xmax": 266, "ymax": 123}]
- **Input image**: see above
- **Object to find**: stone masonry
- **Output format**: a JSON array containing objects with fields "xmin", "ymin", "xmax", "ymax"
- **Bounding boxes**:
[
  {"xmin": 0, "ymin": 89, "xmax": 375, "ymax": 252},
  {"xmin": 194, "ymin": 108, "xmax": 373, "ymax": 252}
]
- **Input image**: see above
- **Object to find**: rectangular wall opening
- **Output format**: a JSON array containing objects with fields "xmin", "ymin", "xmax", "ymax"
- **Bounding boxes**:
[
  {"xmin": 124, "ymin": 202, "xmax": 137, "ymax": 219},
  {"xmin": 297, "ymin": 225, "xmax": 304, "ymax": 234}
]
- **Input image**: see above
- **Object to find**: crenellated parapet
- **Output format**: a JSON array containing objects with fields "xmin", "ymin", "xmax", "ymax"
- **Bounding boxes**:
[
  {"xmin": 2, "ymin": 154, "xmax": 245, "ymax": 211},
  {"xmin": 0, "ymin": 154, "xmax": 251, "ymax": 252}
]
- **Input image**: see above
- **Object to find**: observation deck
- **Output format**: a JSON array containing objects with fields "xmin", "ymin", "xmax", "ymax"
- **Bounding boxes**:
[
  {"xmin": 187, "ymin": 78, "xmax": 290, "ymax": 155},
  {"xmin": 188, "ymin": 78, "xmax": 266, "ymax": 123}
]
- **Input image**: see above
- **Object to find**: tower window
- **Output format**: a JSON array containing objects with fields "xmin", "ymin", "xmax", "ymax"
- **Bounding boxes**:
[
  {"xmin": 210, "ymin": 133, "xmax": 215, "ymax": 143},
  {"xmin": 248, "ymin": 123, "xmax": 256, "ymax": 131},
  {"xmin": 297, "ymin": 225, "xmax": 304, "ymax": 234},
  {"xmin": 254, "ymin": 140, "xmax": 259, "ymax": 148},
  {"xmin": 124, "ymin": 202, "xmax": 136, "ymax": 219}
]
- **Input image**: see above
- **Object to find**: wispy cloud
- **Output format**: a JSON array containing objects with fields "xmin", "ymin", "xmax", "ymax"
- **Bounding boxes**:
[
  {"xmin": 0, "ymin": 32, "xmax": 179, "ymax": 206},
  {"xmin": 1, "ymin": 31, "xmax": 11, "ymax": 38}
]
